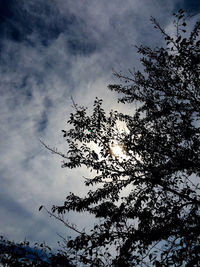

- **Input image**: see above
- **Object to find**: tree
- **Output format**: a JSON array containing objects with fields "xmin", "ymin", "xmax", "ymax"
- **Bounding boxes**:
[
  {"xmin": 43, "ymin": 9, "xmax": 200, "ymax": 266},
  {"xmin": 0, "ymin": 236, "xmax": 75, "ymax": 266}
]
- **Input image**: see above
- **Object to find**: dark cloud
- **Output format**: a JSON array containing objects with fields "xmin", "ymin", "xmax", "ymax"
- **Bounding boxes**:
[
  {"xmin": 0, "ymin": 0, "xmax": 97, "ymax": 54},
  {"xmin": 38, "ymin": 111, "xmax": 48, "ymax": 133},
  {"xmin": 174, "ymin": 0, "xmax": 200, "ymax": 14},
  {"xmin": 0, "ymin": 193, "xmax": 32, "ymax": 220}
]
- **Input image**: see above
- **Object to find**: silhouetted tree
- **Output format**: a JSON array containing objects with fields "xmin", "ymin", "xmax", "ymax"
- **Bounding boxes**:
[
  {"xmin": 41, "ymin": 9, "xmax": 200, "ymax": 266},
  {"xmin": 0, "ymin": 236, "xmax": 75, "ymax": 266}
]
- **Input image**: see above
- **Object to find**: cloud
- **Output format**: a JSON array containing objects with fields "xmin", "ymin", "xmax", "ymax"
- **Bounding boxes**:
[{"xmin": 1, "ymin": 0, "xmax": 196, "ymax": 249}]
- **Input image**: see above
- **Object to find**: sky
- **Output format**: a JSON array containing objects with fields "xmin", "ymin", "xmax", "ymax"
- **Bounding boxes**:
[{"xmin": 0, "ymin": 0, "xmax": 200, "ymax": 251}]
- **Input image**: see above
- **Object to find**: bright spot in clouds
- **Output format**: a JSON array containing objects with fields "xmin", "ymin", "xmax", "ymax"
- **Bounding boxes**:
[
  {"xmin": 108, "ymin": 120, "xmax": 129, "ymax": 160},
  {"xmin": 109, "ymin": 141, "xmax": 127, "ymax": 159}
]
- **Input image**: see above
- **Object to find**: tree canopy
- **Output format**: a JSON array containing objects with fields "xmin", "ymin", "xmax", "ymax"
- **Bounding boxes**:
[
  {"xmin": 47, "ymin": 9, "xmax": 200, "ymax": 266},
  {"xmin": 1, "ymin": 9, "xmax": 200, "ymax": 266}
]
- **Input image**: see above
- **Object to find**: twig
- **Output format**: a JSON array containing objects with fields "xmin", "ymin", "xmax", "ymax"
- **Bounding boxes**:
[
  {"xmin": 39, "ymin": 139, "xmax": 68, "ymax": 159},
  {"xmin": 42, "ymin": 206, "xmax": 85, "ymax": 235},
  {"xmin": 70, "ymin": 96, "xmax": 78, "ymax": 111}
]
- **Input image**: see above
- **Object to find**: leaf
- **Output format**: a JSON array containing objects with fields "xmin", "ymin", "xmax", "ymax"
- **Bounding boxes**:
[
  {"xmin": 196, "ymin": 40, "xmax": 200, "ymax": 47},
  {"xmin": 176, "ymin": 36, "xmax": 181, "ymax": 43},
  {"xmin": 62, "ymin": 130, "xmax": 67, "ymax": 137},
  {"xmin": 39, "ymin": 205, "xmax": 43, "ymax": 211},
  {"xmin": 153, "ymin": 260, "xmax": 161, "ymax": 267}
]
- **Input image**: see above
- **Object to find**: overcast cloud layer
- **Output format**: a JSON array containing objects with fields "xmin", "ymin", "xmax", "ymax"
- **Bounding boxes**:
[{"xmin": 0, "ymin": 0, "xmax": 200, "ymax": 249}]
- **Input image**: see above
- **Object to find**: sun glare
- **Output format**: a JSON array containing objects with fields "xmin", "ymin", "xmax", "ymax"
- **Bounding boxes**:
[
  {"xmin": 87, "ymin": 120, "xmax": 130, "ymax": 161},
  {"xmin": 109, "ymin": 141, "xmax": 127, "ymax": 159}
]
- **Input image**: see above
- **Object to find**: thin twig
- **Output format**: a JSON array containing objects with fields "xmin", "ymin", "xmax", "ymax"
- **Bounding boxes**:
[
  {"xmin": 42, "ymin": 206, "xmax": 85, "ymax": 235},
  {"xmin": 39, "ymin": 139, "xmax": 68, "ymax": 159},
  {"xmin": 70, "ymin": 96, "xmax": 78, "ymax": 111}
]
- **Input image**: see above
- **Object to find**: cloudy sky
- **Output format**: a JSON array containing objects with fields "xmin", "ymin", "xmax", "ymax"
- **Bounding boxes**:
[{"xmin": 0, "ymin": 0, "xmax": 200, "ymax": 250}]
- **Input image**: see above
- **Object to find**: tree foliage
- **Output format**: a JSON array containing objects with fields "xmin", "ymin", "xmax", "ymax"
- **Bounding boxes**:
[
  {"xmin": 0, "ymin": 236, "xmax": 74, "ymax": 266},
  {"xmin": 47, "ymin": 10, "xmax": 200, "ymax": 266}
]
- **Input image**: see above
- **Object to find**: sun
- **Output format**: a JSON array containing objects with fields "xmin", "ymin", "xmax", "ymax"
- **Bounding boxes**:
[{"xmin": 109, "ymin": 141, "xmax": 127, "ymax": 159}]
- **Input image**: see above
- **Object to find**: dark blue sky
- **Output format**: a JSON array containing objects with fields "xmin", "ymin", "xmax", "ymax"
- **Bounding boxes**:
[
  {"xmin": 0, "ymin": 0, "xmax": 199, "ymax": 250},
  {"xmin": 175, "ymin": 0, "xmax": 200, "ymax": 14},
  {"xmin": 0, "ymin": 0, "xmax": 97, "ymax": 53}
]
